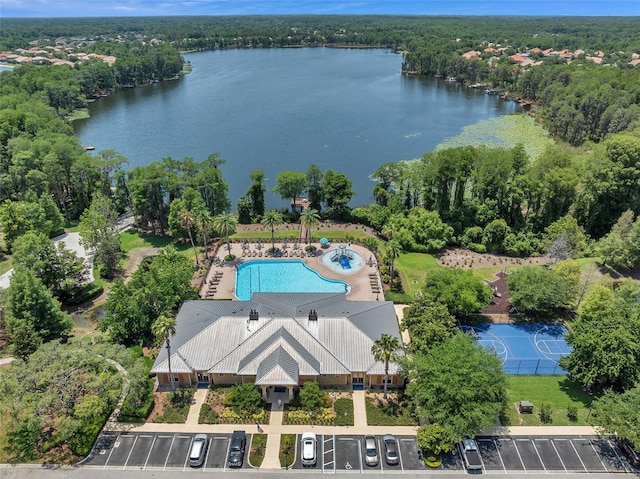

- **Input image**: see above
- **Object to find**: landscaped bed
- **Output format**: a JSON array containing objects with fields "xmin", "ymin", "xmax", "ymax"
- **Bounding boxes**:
[
  {"xmin": 365, "ymin": 392, "xmax": 418, "ymax": 426},
  {"xmin": 283, "ymin": 391, "xmax": 354, "ymax": 426},
  {"xmin": 199, "ymin": 386, "xmax": 270, "ymax": 424}
]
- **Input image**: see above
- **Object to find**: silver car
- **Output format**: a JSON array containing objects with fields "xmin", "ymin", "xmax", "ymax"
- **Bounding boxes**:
[
  {"xmin": 364, "ymin": 435, "xmax": 379, "ymax": 466},
  {"xmin": 383, "ymin": 434, "xmax": 399, "ymax": 465},
  {"xmin": 188, "ymin": 434, "xmax": 209, "ymax": 467}
]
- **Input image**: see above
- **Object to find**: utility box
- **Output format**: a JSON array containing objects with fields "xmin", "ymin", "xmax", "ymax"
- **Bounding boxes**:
[{"xmin": 519, "ymin": 401, "xmax": 534, "ymax": 413}]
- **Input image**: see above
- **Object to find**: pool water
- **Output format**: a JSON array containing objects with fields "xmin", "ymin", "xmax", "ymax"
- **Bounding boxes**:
[{"xmin": 235, "ymin": 260, "xmax": 349, "ymax": 300}]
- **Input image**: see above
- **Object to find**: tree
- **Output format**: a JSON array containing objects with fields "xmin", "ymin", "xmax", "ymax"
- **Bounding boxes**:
[
  {"xmin": 507, "ymin": 266, "xmax": 571, "ymax": 317},
  {"xmin": 261, "ymin": 210, "xmax": 284, "ymax": 251},
  {"xmin": 5, "ymin": 267, "xmax": 72, "ymax": 343},
  {"xmin": 273, "ymin": 170, "xmax": 306, "ymax": 211},
  {"xmin": 599, "ymin": 210, "xmax": 640, "ymax": 268},
  {"xmin": 371, "ymin": 333, "xmax": 402, "ymax": 399},
  {"xmin": 560, "ymin": 280, "xmax": 640, "ymax": 392},
  {"xmin": 592, "ymin": 386, "xmax": 640, "ymax": 450},
  {"xmin": 246, "ymin": 170, "xmax": 267, "ymax": 218},
  {"xmin": 402, "ymin": 298, "xmax": 457, "ymax": 355},
  {"xmin": 385, "ymin": 239, "xmax": 402, "ymax": 285},
  {"xmin": 417, "ymin": 423, "xmax": 458, "ymax": 455},
  {"xmin": 101, "ymin": 246, "xmax": 197, "ymax": 344},
  {"xmin": 299, "ymin": 381, "xmax": 328, "ymax": 412},
  {"xmin": 212, "ymin": 212, "xmax": 238, "ymax": 258},
  {"xmin": 12, "ymin": 231, "xmax": 87, "ymax": 300},
  {"xmin": 306, "ymin": 164, "xmax": 324, "ymax": 211},
  {"xmin": 225, "ymin": 384, "xmax": 262, "ymax": 416},
  {"xmin": 0, "ymin": 197, "xmax": 63, "ymax": 251},
  {"xmin": 404, "ymin": 333, "xmax": 507, "ymax": 446},
  {"xmin": 178, "ymin": 208, "xmax": 198, "ymax": 266},
  {"xmin": 323, "ymin": 169, "xmax": 354, "ymax": 219},
  {"xmin": 192, "ymin": 201, "xmax": 212, "ymax": 260},
  {"xmin": 10, "ymin": 322, "xmax": 41, "ymax": 361},
  {"xmin": 299, "ymin": 208, "xmax": 320, "ymax": 244},
  {"xmin": 151, "ymin": 313, "xmax": 177, "ymax": 391},
  {"xmin": 422, "ymin": 268, "xmax": 491, "ymax": 317},
  {"xmin": 78, "ymin": 193, "xmax": 122, "ymax": 279}
]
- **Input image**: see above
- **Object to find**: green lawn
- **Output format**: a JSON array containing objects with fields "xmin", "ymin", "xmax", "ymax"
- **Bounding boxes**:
[
  {"xmin": 505, "ymin": 376, "xmax": 595, "ymax": 426},
  {"xmin": 0, "ymin": 256, "xmax": 12, "ymax": 275},
  {"xmin": 279, "ymin": 433, "xmax": 296, "ymax": 469},
  {"xmin": 120, "ymin": 231, "xmax": 189, "ymax": 254},
  {"xmin": 394, "ymin": 252, "xmax": 442, "ymax": 298},
  {"xmin": 249, "ymin": 434, "xmax": 267, "ymax": 467}
]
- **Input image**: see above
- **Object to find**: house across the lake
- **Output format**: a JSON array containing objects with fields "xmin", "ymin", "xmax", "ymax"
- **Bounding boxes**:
[{"xmin": 151, "ymin": 293, "xmax": 402, "ymax": 400}]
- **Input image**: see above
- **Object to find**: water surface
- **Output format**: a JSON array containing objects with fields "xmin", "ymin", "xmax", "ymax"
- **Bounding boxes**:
[{"xmin": 74, "ymin": 48, "xmax": 518, "ymax": 207}]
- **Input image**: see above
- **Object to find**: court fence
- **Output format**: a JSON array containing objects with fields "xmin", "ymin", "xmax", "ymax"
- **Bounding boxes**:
[{"xmin": 504, "ymin": 359, "xmax": 567, "ymax": 376}]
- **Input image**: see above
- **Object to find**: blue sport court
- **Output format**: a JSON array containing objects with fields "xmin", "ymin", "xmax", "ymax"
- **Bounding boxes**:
[{"xmin": 460, "ymin": 323, "xmax": 572, "ymax": 375}]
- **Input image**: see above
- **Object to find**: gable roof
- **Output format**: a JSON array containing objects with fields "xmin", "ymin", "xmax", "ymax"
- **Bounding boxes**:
[
  {"xmin": 255, "ymin": 346, "xmax": 299, "ymax": 385},
  {"xmin": 151, "ymin": 293, "xmax": 401, "ymax": 377}
]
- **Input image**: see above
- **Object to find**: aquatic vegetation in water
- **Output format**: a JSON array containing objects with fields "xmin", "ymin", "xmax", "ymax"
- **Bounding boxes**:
[{"xmin": 436, "ymin": 115, "xmax": 554, "ymax": 161}]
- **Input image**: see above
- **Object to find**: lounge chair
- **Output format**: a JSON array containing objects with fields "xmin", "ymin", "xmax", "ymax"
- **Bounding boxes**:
[{"xmin": 259, "ymin": 251, "xmax": 263, "ymax": 257}]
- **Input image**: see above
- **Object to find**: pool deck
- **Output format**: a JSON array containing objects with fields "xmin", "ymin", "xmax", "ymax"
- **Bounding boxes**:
[{"xmin": 199, "ymin": 242, "xmax": 383, "ymax": 302}]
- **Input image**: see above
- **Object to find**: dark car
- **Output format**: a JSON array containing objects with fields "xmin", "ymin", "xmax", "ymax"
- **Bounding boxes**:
[
  {"xmin": 227, "ymin": 430, "xmax": 246, "ymax": 467},
  {"xmin": 383, "ymin": 434, "xmax": 399, "ymax": 465},
  {"xmin": 618, "ymin": 438, "xmax": 640, "ymax": 468}
]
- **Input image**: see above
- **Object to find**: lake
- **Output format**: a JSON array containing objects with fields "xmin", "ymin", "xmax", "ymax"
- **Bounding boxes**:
[{"xmin": 74, "ymin": 48, "xmax": 518, "ymax": 208}]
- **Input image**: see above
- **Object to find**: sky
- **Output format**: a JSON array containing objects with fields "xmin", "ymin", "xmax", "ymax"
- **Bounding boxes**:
[{"xmin": 1, "ymin": 0, "xmax": 639, "ymax": 18}]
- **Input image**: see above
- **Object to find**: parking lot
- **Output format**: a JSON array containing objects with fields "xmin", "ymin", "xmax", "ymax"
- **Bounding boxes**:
[
  {"xmin": 83, "ymin": 432, "xmax": 252, "ymax": 470},
  {"xmin": 441, "ymin": 436, "xmax": 634, "ymax": 474},
  {"xmin": 291, "ymin": 434, "xmax": 425, "ymax": 472},
  {"xmin": 83, "ymin": 432, "xmax": 636, "ymax": 474}
]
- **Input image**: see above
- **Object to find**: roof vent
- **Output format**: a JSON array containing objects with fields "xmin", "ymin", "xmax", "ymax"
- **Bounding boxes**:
[
  {"xmin": 309, "ymin": 309, "xmax": 318, "ymax": 321},
  {"xmin": 249, "ymin": 309, "xmax": 259, "ymax": 321}
]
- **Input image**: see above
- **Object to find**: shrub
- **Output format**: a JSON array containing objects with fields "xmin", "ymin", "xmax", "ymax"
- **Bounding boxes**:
[
  {"xmin": 299, "ymin": 381, "xmax": 328, "ymax": 412},
  {"xmin": 567, "ymin": 405, "xmax": 578, "ymax": 422},
  {"xmin": 199, "ymin": 403, "xmax": 219, "ymax": 424},
  {"xmin": 118, "ymin": 378, "xmax": 154, "ymax": 422},
  {"xmin": 224, "ymin": 384, "xmax": 262, "ymax": 415},
  {"xmin": 539, "ymin": 403, "xmax": 553, "ymax": 424}
]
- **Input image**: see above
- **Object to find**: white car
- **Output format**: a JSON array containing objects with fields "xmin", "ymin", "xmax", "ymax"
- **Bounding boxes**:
[{"xmin": 301, "ymin": 432, "xmax": 317, "ymax": 467}]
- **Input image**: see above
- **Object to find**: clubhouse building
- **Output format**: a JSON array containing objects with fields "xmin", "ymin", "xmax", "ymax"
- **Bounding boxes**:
[{"xmin": 151, "ymin": 293, "xmax": 403, "ymax": 400}]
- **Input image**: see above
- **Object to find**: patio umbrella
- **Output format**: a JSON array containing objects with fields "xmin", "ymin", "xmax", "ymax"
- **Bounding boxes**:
[{"xmin": 320, "ymin": 238, "xmax": 329, "ymax": 245}]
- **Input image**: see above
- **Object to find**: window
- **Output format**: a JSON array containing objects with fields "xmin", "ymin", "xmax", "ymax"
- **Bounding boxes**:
[
  {"xmin": 382, "ymin": 378, "xmax": 392, "ymax": 384},
  {"xmin": 219, "ymin": 374, "xmax": 225, "ymax": 377}
]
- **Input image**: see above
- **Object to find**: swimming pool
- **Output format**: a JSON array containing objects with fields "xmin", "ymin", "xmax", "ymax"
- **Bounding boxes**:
[{"xmin": 235, "ymin": 260, "xmax": 350, "ymax": 300}]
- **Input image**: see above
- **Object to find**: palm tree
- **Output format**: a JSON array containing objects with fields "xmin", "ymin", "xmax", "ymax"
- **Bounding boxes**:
[
  {"xmin": 371, "ymin": 333, "xmax": 402, "ymax": 399},
  {"xmin": 152, "ymin": 313, "xmax": 177, "ymax": 391},
  {"xmin": 212, "ymin": 212, "xmax": 238, "ymax": 258},
  {"xmin": 178, "ymin": 208, "xmax": 198, "ymax": 266},
  {"xmin": 386, "ymin": 239, "xmax": 402, "ymax": 285},
  {"xmin": 193, "ymin": 203, "xmax": 212, "ymax": 260},
  {"xmin": 299, "ymin": 208, "xmax": 321, "ymax": 244},
  {"xmin": 261, "ymin": 210, "xmax": 284, "ymax": 251}
]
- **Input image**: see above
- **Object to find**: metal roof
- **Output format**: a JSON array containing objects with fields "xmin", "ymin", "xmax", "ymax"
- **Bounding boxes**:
[
  {"xmin": 151, "ymin": 293, "xmax": 401, "ymax": 378},
  {"xmin": 255, "ymin": 346, "xmax": 299, "ymax": 385}
]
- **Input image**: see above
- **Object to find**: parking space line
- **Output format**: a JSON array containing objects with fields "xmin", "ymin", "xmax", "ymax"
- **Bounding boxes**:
[
  {"xmin": 588, "ymin": 438, "xmax": 608, "ymax": 471},
  {"xmin": 202, "ymin": 435, "xmax": 213, "ymax": 472},
  {"xmin": 607, "ymin": 437, "xmax": 629, "ymax": 473},
  {"xmin": 550, "ymin": 440, "xmax": 567, "ymax": 472},
  {"xmin": 378, "ymin": 437, "xmax": 383, "ymax": 473},
  {"xmin": 163, "ymin": 435, "xmax": 176, "ymax": 471},
  {"xmin": 123, "ymin": 435, "xmax": 139, "ymax": 469},
  {"xmin": 333, "ymin": 435, "xmax": 336, "ymax": 474},
  {"xmin": 357, "ymin": 438, "xmax": 363, "ymax": 473},
  {"xmin": 491, "ymin": 438, "xmax": 507, "ymax": 473},
  {"xmin": 569, "ymin": 440, "xmax": 588, "ymax": 472},
  {"xmin": 513, "ymin": 439, "xmax": 527, "ymax": 473},
  {"xmin": 182, "ymin": 435, "xmax": 194, "ymax": 471},
  {"xmin": 398, "ymin": 438, "xmax": 404, "ymax": 471},
  {"xmin": 531, "ymin": 440, "xmax": 546, "ymax": 472},
  {"xmin": 321, "ymin": 435, "xmax": 324, "ymax": 473},
  {"xmin": 143, "ymin": 435, "xmax": 157, "ymax": 470},
  {"xmin": 103, "ymin": 433, "xmax": 121, "ymax": 469}
]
